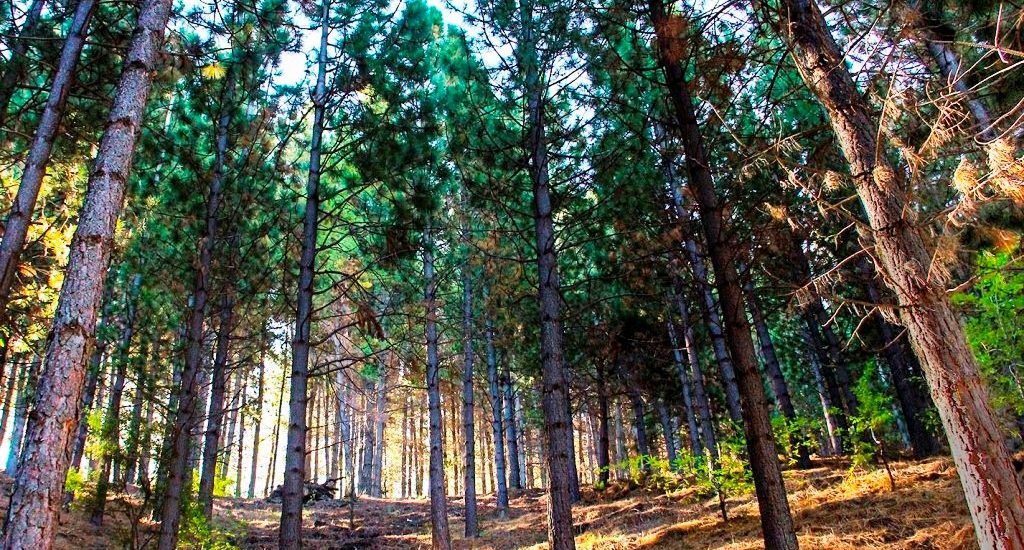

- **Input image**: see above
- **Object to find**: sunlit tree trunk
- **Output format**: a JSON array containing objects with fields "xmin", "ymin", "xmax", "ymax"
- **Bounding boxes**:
[
  {"xmin": 772, "ymin": 2, "xmax": 1024, "ymax": 545},
  {"xmin": 0, "ymin": 0, "xmax": 174, "ymax": 544}
]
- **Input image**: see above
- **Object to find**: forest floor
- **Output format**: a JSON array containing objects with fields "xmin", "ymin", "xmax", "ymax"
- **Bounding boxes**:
[{"xmin": 9, "ymin": 456, "xmax": 980, "ymax": 549}]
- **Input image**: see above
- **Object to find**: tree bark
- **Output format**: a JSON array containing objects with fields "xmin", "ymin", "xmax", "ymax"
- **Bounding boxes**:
[
  {"xmin": 279, "ymin": 3, "xmax": 328, "ymax": 543},
  {"xmin": 198, "ymin": 292, "xmax": 235, "ymax": 518},
  {"xmin": 743, "ymin": 278, "xmax": 812, "ymax": 468},
  {"xmin": 157, "ymin": 53, "xmax": 238, "ymax": 550},
  {"xmin": 0, "ymin": 0, "xmax": 97, "ymax": 312},
  {"xmin": 0, "ymin": 1, "xmax": 173, "ymax": 545},
  {"xmin": 424, "ymin": 222, "xmax": 453, "ymax": 550},
  {"xmin": 485, "ymin": 315, "xmax": 509, "ymax": 515},
  {"xmin": 521, "ymin": 1, "xmax": 575, "ymax": 545},
  {"xmin": 650, "ymin": 1, "xmax": 798, "ymax": 547},
  {"xmin": 460, "ymin": 224, "xmax": 478, "ymax": 536},
  {"xmin": 773, "ymin": 2, "xmax": 1024, "ymax": 545}
]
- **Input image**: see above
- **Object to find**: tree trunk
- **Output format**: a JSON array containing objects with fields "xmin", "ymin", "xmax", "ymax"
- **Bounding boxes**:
[
  {"xmin": 460, "ymin": 230, "xmax": 478, "ymax": 536},
  {"xmin": 667, "ymin": 320, "xmax": 702, "ymax": 458},
  {"xmin": 485, "ymin": 315, "xmax": 509, "ymax": 515},
  {"xmin": 743, "ymin": 278, "xmax": 812, "ymax": 468},
  {"xmin": 859, "ymin": 259, "xmax": 940, "ymax": 457},
  {"xmin": 773, "ymin": 2, "xmax": 1024, "ymax": 545},
  {"xmin": 681, "ymin": 237, "xmax": 743, "ymax": 425},
  {"xmin": 595, "ymin": 377, "xmax": 611, "ymax": 486},
  {"xmin": 502, "ymin": 368, "xmax": 522, "ymax": 491},
  {"xmin": 5, "ymin": 357, "xmax": 39, "ymax": 475},
  {"xmin": 249, "ymin": 341, "xmax": 266, "ymax": 498},
  {"xmin": 198, "ymin": 293, "xmax": 235, "ymax": 519},
  {"xmin": 0, "ymin": 0, "xmax": 96, "ymax": 312},
  {"xmin": 157, "ymin": 45, "xmax": 238, "ymax": 550},
  {"xmin": 522, "ymin": 2, "xmax": 575, "ymax": 545},
  {"xmin": 279, "ymin": 4, "xmax": 328, "ymax": 544},
  {"xmin": 675, "ymin": 296, "xmax": 719, "ymax": 462},
  {"xmin": 655, "ymin": 400, "xmax": 679, "ymax": 468},
  {"xmin": 650, "ymin": 2, "xmax": 798, "ymax": 547},
  {"xmin": 0, "ymin": 1, "xmax": 173, "ymax": 545},
  {"xmin": 424, "ymin": 222, "xmax": 453, "ymax": 550},
  {"xmin": 92, "ymin": 274, "xmax": 142, "ymax": 526}
]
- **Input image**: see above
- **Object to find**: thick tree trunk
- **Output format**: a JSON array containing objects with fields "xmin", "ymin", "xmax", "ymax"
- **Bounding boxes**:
[
  {"xmin": 522, "ymin": 2, "xmax": 575, "ymax": 545},
  {"xmin": 485, "ymin": 315, "xmax": 509, "ymax": 516},
  {"xmin": 650, "ymin": 2, "xmax": 798, "ymax": 547},
  {"xmin": 0, "ymin": 1, "xmax": 173, "ymax": 545},
  {"xmin": 198, "ymin": 293, "xmax": 235, "ymax": 518},
  {"xmin": 279, "ymin": 4, "xmax": 328, "ymax": 543},
  {"xmin": 0, "ymin": 0, "xmax": 96, "ymax": 312},
  {"xmin": 424, "ymin": 223, "xmax": 453, "ymax": 550},
  {"xmin": 774, "ymin": 2, "xmax": 1024, "ymax": 546}
]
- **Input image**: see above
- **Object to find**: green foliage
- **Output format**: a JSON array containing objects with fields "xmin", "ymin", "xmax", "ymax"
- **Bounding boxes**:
[
  {"xmin": 771, "ymin": 414, "xmax": 816, "ymax": 465},
  {"xmin": 176, "ymin": 470, "xmax": 241, "ymax": 550},
  {"xmin": 953, "ymin": 250, "xmax": 1024, "ymax": 422},
  {"xmin": 848, "ymin": 363, "xmax": 898, "ymax": 470}
]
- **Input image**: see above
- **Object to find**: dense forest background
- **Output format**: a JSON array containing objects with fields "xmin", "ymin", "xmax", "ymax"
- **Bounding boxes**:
[{"xmin": 0, "ymin": 0, "xmax": 1023, "ymax": 548}]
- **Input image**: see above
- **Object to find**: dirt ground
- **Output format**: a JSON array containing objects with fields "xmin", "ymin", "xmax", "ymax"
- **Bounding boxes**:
[{"xmin": 5, "ymin": 457, "xmax": 979, "ymax": 549}]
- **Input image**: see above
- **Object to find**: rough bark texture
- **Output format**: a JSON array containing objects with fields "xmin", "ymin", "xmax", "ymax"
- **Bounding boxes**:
[
  {"xmin": 773, "ymin": 1, "xmax": 1024, "ymax": 546},
  {"xmin": 522, "ymin": 1, "xmax": 575, "ymax": 546},
  {"xmin": 650, "ymin": 1, "xmax": 798, "ymax": 547},
  {"xmin": 0, "ymin": 0, "xmax": 96, "ymax": 312},
  {"xmin": 0, "ymin": 1, "xmax": 173, "ymax": 545},
  {"xmin": 279, "ymin": 5, "xmax": 328, "ymax": 544}
]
